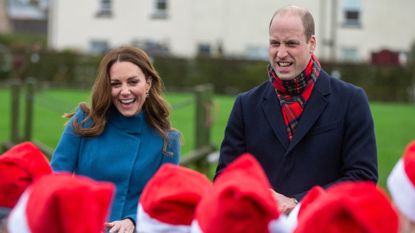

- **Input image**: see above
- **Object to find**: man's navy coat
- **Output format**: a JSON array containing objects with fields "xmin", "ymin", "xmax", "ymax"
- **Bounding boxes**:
[{"xmin": 216, "ymin": 69, "xmax": 378, "ymax": 200}]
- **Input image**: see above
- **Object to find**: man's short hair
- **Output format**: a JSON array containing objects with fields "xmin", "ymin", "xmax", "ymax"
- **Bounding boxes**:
[{"xmin": 269, "ymin": 5, "xmax": 315, "ymax": 41}]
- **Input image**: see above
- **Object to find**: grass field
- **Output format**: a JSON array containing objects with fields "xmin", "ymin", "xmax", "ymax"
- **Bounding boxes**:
[{"xmin": 0, "ymin": 87, "xmax": 414, "ymax": 189}]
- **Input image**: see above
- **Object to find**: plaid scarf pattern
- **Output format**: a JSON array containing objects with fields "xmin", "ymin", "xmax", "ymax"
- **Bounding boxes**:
[{"xmin": 269, "ymin": 54, "xmax": 321, "ymax": 141}]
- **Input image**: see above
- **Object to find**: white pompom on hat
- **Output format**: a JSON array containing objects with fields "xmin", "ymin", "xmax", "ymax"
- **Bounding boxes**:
[
  {"xmin": 137, "ymin": 164, "xmax": 212, "ymax": 233},
  {"xmin": 7, "ymin": 173, "xmax": 115, "ymax": 233},
  {"xmin": 191, "ymin": 153, "xmax": 290, "ymax": 233},
  {"xmin": 387, "ymin": 140, "xmax": 415, "ymax": 222}
]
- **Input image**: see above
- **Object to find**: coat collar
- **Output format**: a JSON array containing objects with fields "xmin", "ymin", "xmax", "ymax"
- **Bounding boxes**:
[
  {"xmin": 261, "ymin": 69, "xmax": 331, "ymax": 152},
  {"xmin": 108, "ymin": 108, "xmax": 145, "ymax": 134}
]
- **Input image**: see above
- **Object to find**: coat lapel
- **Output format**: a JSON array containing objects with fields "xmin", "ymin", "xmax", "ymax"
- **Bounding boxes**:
[
  {"xmin": 261, "ymin": 83, "xmax": 290, "ymax": 150},
  {"xmin": 286, "ymin": 71, "xmax": 331, "ymax": 154}
]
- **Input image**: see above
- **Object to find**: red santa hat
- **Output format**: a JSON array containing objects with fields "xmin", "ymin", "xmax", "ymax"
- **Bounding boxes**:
[
  {"xmin": 0, "ymin": 142, "xmax": 52, "ymax": 217},
  {"xmin": 294, "ymin": 181, "xmax": 399, "ymax": 233},
  {"xmin": 286, "ymin": 186, "xmax": 326, "ymax": 230},
  {"xmin": 7, "ymin": 173, "xmax": 115, "ymax": 233},
  {"xmin": 137, "ymin": 164, "xmax": 212, "ymax": 232},
  {"xmin": 191, "ymin": 153, "xmax": 290, "ymax": 233},
  {"xmin": 387, "ymin": 140, "xmax": 415, "ymax": 222}
]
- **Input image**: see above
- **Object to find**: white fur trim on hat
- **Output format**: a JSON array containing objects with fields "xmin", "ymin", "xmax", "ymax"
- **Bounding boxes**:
[
  {"xmin": 285, "ymin": 203, "xmax": 301, "ymax": 232},
  {"xmin": 137, "ymin": 205, "xmax": 191, "ymax": 233},
  {"xmin": 190, "ymin": 220, "xmax": 203, "ymax": 233},
  {"xmin": 7, "ymin": 190, "xmax": 31, "ymax": 233},
  {"xmin": 268, "ymin": 214, "xmax": 291, "ymax": 233},
  {"xmin": 387, "ymin": 159, "xmax": 415, "ymax": 222},
  {"xmin": 190, "ymin": 216, "xmax": 291, "ymax": 233}
]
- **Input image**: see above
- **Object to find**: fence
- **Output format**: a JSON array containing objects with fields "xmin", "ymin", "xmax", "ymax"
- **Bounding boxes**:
[
  {"xmin": 1, "ymin": 78, "xmax": 54, "ymax": 156},
  {"xmin": 1, "ymin": 81, "xmax": 217, "ymax": 176},
  {"xmin": 179, "ymin": 84, "xmax": 217, "ymax": 175}
]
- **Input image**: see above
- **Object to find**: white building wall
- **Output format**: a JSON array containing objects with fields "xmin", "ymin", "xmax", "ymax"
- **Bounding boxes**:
[
  {"xmin": 48, "ymin": 0, "xmax": 415, "ymax": 62},
  {"xmin": 126, "ymin": 0, "xmax": 194, "ymax": 57},
  {"xmin": 49, "ymin": 0, "xmax": 98, "ymax": 51},
  {"xmin": 49, "ymin": 0, "xmax": 194, "ymax": 56},
  {"xmin": 336, "ymin": 0, "xmax": 415, "ymax": 62},
  {"xmin": 190, "ymin": 0, "xmax": 225, "ymax": 56}
]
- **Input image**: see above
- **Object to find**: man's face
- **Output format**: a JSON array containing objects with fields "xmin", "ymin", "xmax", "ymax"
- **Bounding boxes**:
[{"xmin": 268, "ymin": 13, "xmax": 316, "ymax": 80}]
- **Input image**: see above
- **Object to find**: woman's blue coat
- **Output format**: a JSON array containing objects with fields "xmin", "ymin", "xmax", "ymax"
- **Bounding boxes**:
[{"xmin": 51, "ymin": 108, "xmax": 180, "ymax": 223}]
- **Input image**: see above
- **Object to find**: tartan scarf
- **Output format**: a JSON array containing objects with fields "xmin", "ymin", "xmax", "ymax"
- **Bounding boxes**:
[{"xmin": 269, "ymin": 54, "xmax": 321, "ymax": 141}]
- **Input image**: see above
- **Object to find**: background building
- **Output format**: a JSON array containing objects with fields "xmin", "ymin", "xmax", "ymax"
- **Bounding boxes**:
[
  {"xmin": 1, "ymin": 0, "xmax": 48, "ymax": 35},
  {"xmin": 48, "ymin": 0, "xmax": 415, "ymax": 63}
]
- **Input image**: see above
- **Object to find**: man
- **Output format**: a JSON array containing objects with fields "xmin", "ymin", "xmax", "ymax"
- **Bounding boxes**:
[{"xmin": 215, "ymin": 5, "xmax": 377, "ymax": 214}]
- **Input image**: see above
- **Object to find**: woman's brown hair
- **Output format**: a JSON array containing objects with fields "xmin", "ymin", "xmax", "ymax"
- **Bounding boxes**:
[{"xmin": 68, "ymin": 46, "xmax": 174, "ymax": 153}]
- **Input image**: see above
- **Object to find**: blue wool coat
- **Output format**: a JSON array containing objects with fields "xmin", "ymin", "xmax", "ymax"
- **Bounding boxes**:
[
  {"xmin": 51, "ymin": 108, "xmax": 180, "ymax": 223},
  {"xmin": 216, "ymin": 69, "xmax": 378, "ymax": 200}
]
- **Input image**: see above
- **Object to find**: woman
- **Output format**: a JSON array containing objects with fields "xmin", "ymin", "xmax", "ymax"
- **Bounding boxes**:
[{"xmin": 51, "ymin": 46, "xmax": 180, "ymax": 233}]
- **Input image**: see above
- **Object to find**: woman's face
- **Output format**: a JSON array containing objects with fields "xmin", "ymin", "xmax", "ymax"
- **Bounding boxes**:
[{"xmin": 109, "ymin": 61, "xmax": 151, "ymax": 117}]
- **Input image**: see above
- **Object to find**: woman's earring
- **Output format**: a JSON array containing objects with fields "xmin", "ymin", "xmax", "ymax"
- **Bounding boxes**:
[{"xmin": 146, "ymin": 91, "xmax": 149, "ymax": 97}]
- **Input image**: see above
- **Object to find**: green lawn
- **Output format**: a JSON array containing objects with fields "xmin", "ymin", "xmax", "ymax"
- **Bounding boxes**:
[
  {"xmin": 0, "ymin": 88, "xmax": 414, "ymax": 189},
  {"xmin": 0, "ymin": 88, "xmax": 234, "ymax": 157},
  {"xmin": 370, "ymin": 102, "xmax": 415, "ymax": 188}
]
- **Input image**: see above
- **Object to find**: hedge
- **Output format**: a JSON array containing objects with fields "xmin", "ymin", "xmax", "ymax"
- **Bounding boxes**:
[{"xmin": 2, "ymin": 49, "xmax": 414, "ymax": 102}]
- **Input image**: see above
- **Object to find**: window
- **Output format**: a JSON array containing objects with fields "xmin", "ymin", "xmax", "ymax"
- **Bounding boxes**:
[
  {"xmin": 156, "ymin": 0, "xmax": 167, "ymax": 11},
  {"xmin": 341, "ymin": 47, "xmax": 359, "ymax": 62},
  {"xmin": 344, "ymin": 9, "xmax": 360, "ymax": 25},
  {"xmin": 89, "ymin": 40, "xmax": 109, "ymax": 54},
  {"xmin": 96, "ymin": 0, "xmax": 112, "ymax": 18},
  {"xmin": 197, "ymin": 44, "xmax": 211, "ymax": 56},
  {"xmin": 131, "ymin": 39, "xmax": 170, "ymax": 57},
  {"xmin": 341, "ymin": 0, "xmax": 362, "ymax": 27},
  {"xmin": 245, "ymin": 46, "xmax": 268, "ymax": 60},
  {"xmin": 151, "ymin": 0, "xmax": 168, "ymax": 19}
]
